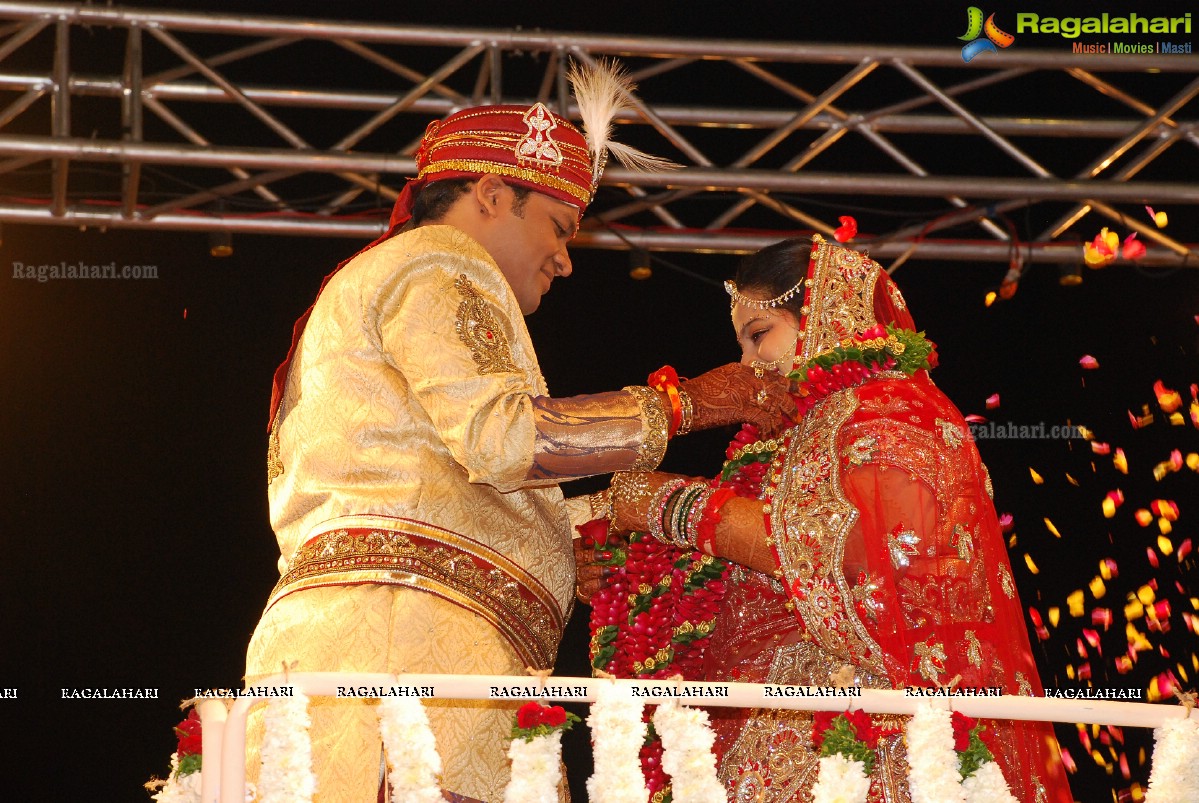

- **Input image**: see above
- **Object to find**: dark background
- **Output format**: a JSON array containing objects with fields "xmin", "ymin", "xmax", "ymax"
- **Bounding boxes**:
[{"xmin": 1, "ymin": 1, "xmax": 1196, "ymax": 800}]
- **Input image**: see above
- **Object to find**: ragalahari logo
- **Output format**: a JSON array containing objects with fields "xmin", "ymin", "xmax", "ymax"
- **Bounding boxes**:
[{"xmin": 959, "ymin": 7, "xmax": 1016, "ymax": 62}]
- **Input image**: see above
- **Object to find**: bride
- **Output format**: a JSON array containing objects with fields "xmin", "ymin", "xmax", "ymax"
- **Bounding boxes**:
[{"xmin": 575, "ymin": 235, "xmax": 1073, "ymax": 802}]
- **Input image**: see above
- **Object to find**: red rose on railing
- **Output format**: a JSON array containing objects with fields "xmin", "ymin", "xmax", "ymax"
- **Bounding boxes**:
[{"xmin": 512, "ymin": 701, "xmax": 580, "ymax": 742}]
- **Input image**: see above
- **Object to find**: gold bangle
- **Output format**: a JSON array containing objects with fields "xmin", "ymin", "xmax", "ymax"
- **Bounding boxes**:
[
  {"xmin": 623, "ymin": 385, "xmax": 669, "ymax": 471},
  {"xmin": 675, "ymin": 387, "xmax": 694, "ymax": 436}
]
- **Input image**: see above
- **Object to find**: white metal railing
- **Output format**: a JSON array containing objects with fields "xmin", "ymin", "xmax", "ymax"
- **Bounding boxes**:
[{"xmin": 193, "ymin": 672, "xmax": 1190, "ymax": 803}]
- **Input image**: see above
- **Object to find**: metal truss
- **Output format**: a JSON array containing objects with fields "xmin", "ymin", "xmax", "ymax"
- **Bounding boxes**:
[{"xmin": 0, "ymin": 2, "xmax": 1196, "ymax": 266}]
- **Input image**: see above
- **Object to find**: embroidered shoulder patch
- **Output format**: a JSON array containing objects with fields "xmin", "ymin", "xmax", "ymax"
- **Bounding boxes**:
[
  {"xmin": 267, "ymin": 413, "xmax": 284, "ymax": 484},
  {"xmin": 454, "ymin": 275, "xmax": 517, "ymax": 375}
]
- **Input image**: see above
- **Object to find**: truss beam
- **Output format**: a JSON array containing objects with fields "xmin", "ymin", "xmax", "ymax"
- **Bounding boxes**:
[{"xmin": 0, "ymin": 2, "xmax": 1194, "ymax": 267}]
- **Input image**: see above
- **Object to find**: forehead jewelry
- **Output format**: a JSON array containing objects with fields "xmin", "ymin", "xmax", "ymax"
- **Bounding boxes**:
[{"xmin": 724, "ymin": 277, "xmax": 805, "ymax": 310}]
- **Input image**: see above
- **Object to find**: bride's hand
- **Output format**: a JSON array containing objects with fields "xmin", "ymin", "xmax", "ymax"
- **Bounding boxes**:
[{"xmin": 681, "ymin": 363, "xmax": 797, "ymax": 438}]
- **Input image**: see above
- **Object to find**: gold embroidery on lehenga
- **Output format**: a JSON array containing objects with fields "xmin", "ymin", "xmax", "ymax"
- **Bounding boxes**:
[
  {"xmin": 845, "ymin": 434, "xmax": 879, "ymax": 467},
  {"xmin": 936, "ymin": 417, "xmax": 965, "ymax": 449},
  {"xmin": 454, "ymin": 275, "xmax": 518, "ymax": 375},
  {"xmin": 860, "ymin": 391, "xmax": 911, "ymax": 417},
  {"xmin": 1015, "ymin": 670, "xmax": 1033, "ymax": 697},
  {"xmin": 887, "ymin": 527, "xmax": 920, "ymax": 569},
  {"xmin": 965, "ymin": 630, "xmax": 983, "ymax": 668},
  {"xmin": 720, "ymin": 640, "xmax": 898, "ymax": 802},
  {"xmin": 998, "ymin": 561, "xmax": 1016, "ymax": 599},
  {"xmin": 914, "ymin": 639, "xmax": 948, "ymax": 682},
  {"xmin": 773, "ymin": 388, "xmax": 887, "ymax": 678},
  {"xmin": 951, "ymin": 523, "xmax": 975, "ymax": 562}
]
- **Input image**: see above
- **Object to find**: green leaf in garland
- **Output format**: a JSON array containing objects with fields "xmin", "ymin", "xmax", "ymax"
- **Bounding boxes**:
[
  {"xmin": 175, "ymin": 752, "xmax": 202, "ymax": 778},
  {"xmin": 957, "ymin": 725, "xmax": 995, "ymax": 779}
]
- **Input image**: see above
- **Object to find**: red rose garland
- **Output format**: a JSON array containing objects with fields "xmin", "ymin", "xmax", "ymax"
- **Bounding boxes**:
[{"xmin": 584, "ymin": 423, "xmax": 776, "ymax": 801}]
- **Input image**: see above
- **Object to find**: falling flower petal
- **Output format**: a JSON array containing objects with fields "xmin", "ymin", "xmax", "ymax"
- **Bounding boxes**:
[
  {"xmin": 985, "ymin": 393, "xmax": 1000, "ymax": 409},
  {"xmin": 1089, "ymin": 575, "xmax": 1106, "ymax": 598},
  {"xmin": 1030, "ymin": 467, "xmax": 1044, "ymax": 484},
  {"xmin": 1083, "ymin": 227, "xmax": 1119, "ymax": 267},
  {"xmin": 1044, "ymin": 518, "xmax": 1062, "ymax": 538},
  {"xmin": 1178, "ymin": 538, "xmax": 1193, "ymax": 562},
  {"xmin": 1092, "ymin": 608, "xmax": 1113, "ymax": 629},
  {"xmin": 984, "ymin": 291, "xmax": 997, "ymax": 307},
  {"xmin": 1134, "ymin": 509, "xmax": 1153, "ymax": 527},
  {"xmin": 964, "ymin": 413, "xmax": 988, "ymax": 424},
  {"xmin": 832, "ymin": 215, "xmax": 857, "ymax": 243},
  {"xmin": 1113, "ymin": 449, "xmax": 1129, "ymax": 474},
  {"xmin": 1150, "ymin": 499, "xmax": 1179, "ymax": 521},
  {"xmin": 1121, "ymin": 232, "xmax": 1146, "ymax": 261},
  {"xmin": 1100, "ymin": 558, "xmax": 1119, "ymax": 579},
  {"xmin": 1049, "ymin": 607, "xmax": 1061, "ymax": 626},
  {"xmin": 1079, "ymin": 355, "xmax": 1100, "ymax": 370},
  {"xmin": 998, "ymin": 512, "xmax": 1014, "ymax": 532},
  {"xmin": 1024, "ymin": 553, "xmax": 1040, "ymax": 574},
  {"xmin": 1091, "ymin": 441, "xmax": 1111, "ymax": 455},
  {"xmin": 1154, "ymin": 381, "xmax": 1182, "ymax": 413},
  {"xmin": 1061, "ymin": 747, "xmax": 1077, "ymax": 774},
  {"xmin": 1067, "ymin": 589, "xmax": 1086, "ymax": 616},
  {"xmin": 1145, "ymin": 206, "xmax": 1168, "ymax": 228}
]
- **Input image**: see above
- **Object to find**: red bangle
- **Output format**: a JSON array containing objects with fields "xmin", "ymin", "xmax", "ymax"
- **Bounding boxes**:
[
  {"xmin": 696, "ymin": 486, "xmax": 736, "ymax": 556},
  {"xmin": 648, "ymin": 365, "xmax": 683, "ymax": 439}
]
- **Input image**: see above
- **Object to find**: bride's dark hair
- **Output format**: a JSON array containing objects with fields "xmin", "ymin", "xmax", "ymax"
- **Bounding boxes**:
[{"xmin": 731, "ymin": 238, "xmax": 811, "ymax": 320}]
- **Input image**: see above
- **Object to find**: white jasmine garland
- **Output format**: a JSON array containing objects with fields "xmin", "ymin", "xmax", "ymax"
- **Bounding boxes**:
[
  {"xmin": 258, "ymin": 686, "xmax": 316, "ymax": 803},
  {"xmin": 960, "ymin": 761, "xmax": 1017, "ymax": 803},
  {"xmin": 905, "ymin": 703, "xmax": 965, "ymax": 803},
  {"xmin": 378, "ymin": 696, "xmax": 443, "ymax": 803},
  {"xmin": 652, "ymin": 699, "xmax": 724, "ymax": 803},
  {"xmin": 149, "ymin": 754, "xmax": 201, "ymax": 803},
  {"xmin": 504, "ymin": 729, "xmax": 564, "ymax": 803},
  {"xmin": 1144, "ymin": 715, "xmax": 1199, "ymax": 802},
  {"xmin": 811, "ymin": 754, "xmax": 871, "ymax": 803},
  {"xmin": 586, "ymin": 684, "xmax": 649, "ymax": 803}
]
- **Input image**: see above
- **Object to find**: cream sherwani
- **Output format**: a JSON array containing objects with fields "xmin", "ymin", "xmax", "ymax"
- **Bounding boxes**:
[{"xmin": 246, "ymin": 225, "xmax": 574, "ymax": 802}]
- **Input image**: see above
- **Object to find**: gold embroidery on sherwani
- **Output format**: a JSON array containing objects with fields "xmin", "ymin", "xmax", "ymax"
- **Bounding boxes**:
[
  {"xmin": 266, "ymin": 412, "xmax": 284, "ymax": 484},
  {"xmin": 773, "ymin": 388, "xmax": 887, "ymax": 678},
  {"xmin": 268, "ymin": 518, "xmax": 563, "ymax": 669},
  {"xmin": 453, "ymin": 274, "xmax": 518, "ymax": 374}
]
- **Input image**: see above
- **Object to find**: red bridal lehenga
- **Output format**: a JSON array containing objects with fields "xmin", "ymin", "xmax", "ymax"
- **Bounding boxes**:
[{"xmin": 586, "ymin": 235, "xmax": 1073, "ymax": 803}]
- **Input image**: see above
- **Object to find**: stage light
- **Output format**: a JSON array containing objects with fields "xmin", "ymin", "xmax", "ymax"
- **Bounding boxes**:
[
  {"xmin": 208, "ymin": 230, "xmax": 233, "ymax": 258},
  {"xmin": 1059, "ymin": 263, "xmax": 1083, "ymax": 286},
  {"xmin": 629, "ymin": 249, "xmax": 652, "ymax": 280}
]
